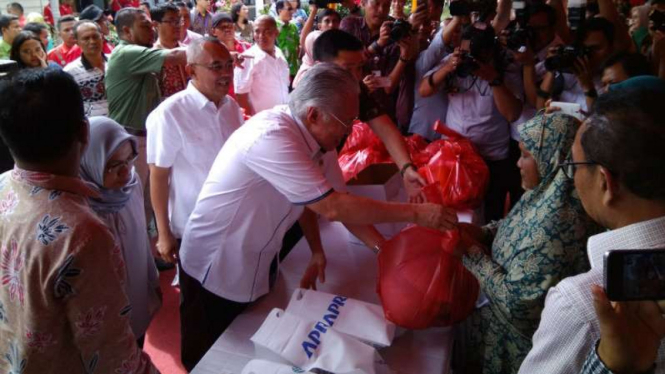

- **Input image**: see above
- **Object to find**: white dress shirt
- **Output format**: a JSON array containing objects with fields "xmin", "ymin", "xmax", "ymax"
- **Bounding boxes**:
[
  {"xmin": 518, "ymin": 216, "xmax": 665, "ymax": 374},
  {"xmin": 146, "ymin": 82, "xmax": 244, "ymax": 238},
  {"xmin": 234, "ymin": 44, "xmax": 290, "ymax": 114},
  {"xmin": 179, "ymin": 105, "xmax": 345, "ymax": 303}
]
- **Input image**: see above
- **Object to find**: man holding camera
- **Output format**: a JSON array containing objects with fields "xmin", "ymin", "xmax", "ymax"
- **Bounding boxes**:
[
  {"xmin": 518, "ymin": 77, "xmax": 665, "ymax": 374},
  {"xmin": 420, "ymin": 21, "xmax": 523, "ymax": 222},
  {"xmin": 536, "ymin": 17, "xmax": 615, "ymax": 112}
]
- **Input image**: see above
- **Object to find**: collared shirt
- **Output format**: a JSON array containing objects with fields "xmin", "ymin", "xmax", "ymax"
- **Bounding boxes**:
[
  {"xmin": 0, "ymin": 167, "xmax": 157, "ymax": 374},
  {"xmin": 68, "ymin": 41, "xmax": 115, "ymax": 62},
  {"xmin": 580, "ymin": 341, "xmax": 616, "ymax": 374},
  {"xmin": 181, "ymin": 29, "xmax": 202, "ymax": 46},
  {"xmin": 0, "ymin": 39, "xmax": 11, "ymax": 60},
  {"xmin": 64, "ymin": 54, "xmax": 109, "ymax": 117},
  {"xmin": 154, "ymin": 40, "xmax": 188, "ymax": 99},
  {"xmin": 234, "ymin": 44, "xmax": 290, "ymax": 114},
  {"xmin": 556, "ymin": 73, "xmax": 602, "ymax": 113},
  {"xmin": 146, "ymin": 82, "xmax": 244, "ymax": 238},
  {"xmin": 179, "ymin": 105, "xmax": 345, "ymax": 303},
  {"xmin": 409, "ymin": 29, "xmax": 448, "ymax": 141},
  {"xmin": 276, "ymin": 20, "xmax": 300, "ymax": 76},
  {"xmin": 47, "ymin": 43, "xmax": 77, "ymax": 67},
  {"xmin": 436, "ymin": 58, "xmax": 523, "ymax": 161},
  {"xmin": 106, "ymin": 41, "xmax": 168, "ymax": 130},
  {"xmin": 43, "ymin": 3, "xmax": 74, "ymax": 25},
  {"xmin": 518, "ymin": 216, "xmax": 665, "ymax": 374},
  {"xmin": 190, "ymin": 9, "xmax": 213, "ymax": 36}
]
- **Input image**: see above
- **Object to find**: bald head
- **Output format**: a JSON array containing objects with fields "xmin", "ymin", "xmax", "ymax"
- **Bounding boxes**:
[{"xmin": 254, "ymin": 15, "xmax": 278, "ymax": 54}]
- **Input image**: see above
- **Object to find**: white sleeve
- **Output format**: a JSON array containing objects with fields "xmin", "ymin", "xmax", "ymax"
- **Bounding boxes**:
[
  {"xmin": 146, "ymin": 108, "xmax": 182, "ymax": 168},
  {"xmin": 518, "ymin": 286, "xmax": 597, "ymax": 374},
  {"xmin": 234, "ymin": 56, "xmax": 255, "ymax": 94},
  {"xmin": 243, "ymin": 131, "xmax": 333, "ymax": 205}
]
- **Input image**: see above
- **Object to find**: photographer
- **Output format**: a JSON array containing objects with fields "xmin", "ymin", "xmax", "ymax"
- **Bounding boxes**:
[
  {"xmin": 419, "ymin": 22, "xmax": 523, "ymax": 222},
  {"xmin": 536, "ymin": 17, "xmax": 615, "ymax": 112}
]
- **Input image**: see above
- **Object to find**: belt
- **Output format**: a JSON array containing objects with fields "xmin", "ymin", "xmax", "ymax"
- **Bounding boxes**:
[{"xmin": 123, "ymin": 126, "xmax": 147, "ymax": 137}]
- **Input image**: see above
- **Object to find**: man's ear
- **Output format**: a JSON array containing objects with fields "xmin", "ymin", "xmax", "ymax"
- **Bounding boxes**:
[
  {"xmin": 305, "ymin": 106, "xmax": 319, "ymax": 126},
  {"xmin": 599, "ymin": 166, "xmax": 620, "ymax": 207},
  {"xmin": 185, "ymin": 63, "xmax": 195, "ymax": 78},
  {"xmin": 79, "ymin": 118, "xmax": 90, "ymax": 153}
]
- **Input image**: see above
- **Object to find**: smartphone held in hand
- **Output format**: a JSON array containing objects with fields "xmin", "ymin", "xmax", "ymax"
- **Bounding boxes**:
[{"xmin": 604, "ymin": 249, "xmax": 665, "ymax": 301}]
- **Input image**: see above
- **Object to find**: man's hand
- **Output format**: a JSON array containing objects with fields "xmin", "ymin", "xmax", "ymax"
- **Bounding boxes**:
[
  {"xmin": 592, "ymin": 284, "xmax": 665, "ymax": 373},
  {"xmin": 156, "ymin": 230, "xmax": 179, "ymax": 264},
  {"xmin": 475, "ymin": 60, "xmax": 500, "ymax": 82},
  {"xmin": 403, "ymin": 166, "xmax": 426, "ymax": 203},
  {"xmin": 299, "ymin": 251, "xmax": 327, "ymax": 290},
  {"xmin": 231, "ymin": 52, "xmax": 253, "ymax": 69},
  {"xmin": 414, "ymin": 203, "xmax": 458, "ymax": 231},
  {"xmin": 512, "ymin": 46, "xmax": 535, "ymax": 66},
  {"xmin": 573, "ymin": 55, "xmax": 594, "ymax": 92},
  {"xmin": 398, "ymin": 35, "xmax": 419, "ymax": 62},
  {"xmin": 378, "ymin": 21, "xmax": 393, "ymax": 48},
  {"xmin": 408, "ymin": 1, "xmax": 428, "ymax": 30}
]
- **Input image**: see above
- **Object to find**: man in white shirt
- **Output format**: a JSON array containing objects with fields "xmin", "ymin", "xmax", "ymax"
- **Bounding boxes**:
[
  {"xmin": 234, "ymin": 15, "xmax": 290, "ymax": 115},
  {"xmin": 177, "ymin": 63, "xmax": 458, "ymax": 371},
  {"xmin": 518, "ymin": 78, "xmax": 665, "ymax": 374},
  {"xmin": 147, "ymin": 36, "xmax": 243, "ymax": 265}
]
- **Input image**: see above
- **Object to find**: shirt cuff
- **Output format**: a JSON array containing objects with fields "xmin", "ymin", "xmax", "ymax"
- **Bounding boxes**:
[{"xmin": 580, "ymin": 339, "xmax": 614, "ymax": 374}]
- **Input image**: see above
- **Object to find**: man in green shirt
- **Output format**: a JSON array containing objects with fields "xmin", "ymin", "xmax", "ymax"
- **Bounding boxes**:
[
  {"xmin": 275, "ymin": 0, "xmax": 300, "ymax": 76},
  {"xmin": 106, "ymin": 7, "xmax": 186, "ymax": 203},
  {"xmin": 0, "ymin": 15, "xmax": 21, "ymax": 60}
]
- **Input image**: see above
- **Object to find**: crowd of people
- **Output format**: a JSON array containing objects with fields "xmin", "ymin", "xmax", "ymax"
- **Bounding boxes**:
[{"xmin": 0, "ymin": 0, "xmax": 664, "ymax": 373}]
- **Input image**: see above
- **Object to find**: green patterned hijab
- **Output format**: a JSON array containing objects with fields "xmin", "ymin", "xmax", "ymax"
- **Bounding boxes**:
[{"xmin": 490, "ymin": 112, "xmax": 604, "ymax": 334}]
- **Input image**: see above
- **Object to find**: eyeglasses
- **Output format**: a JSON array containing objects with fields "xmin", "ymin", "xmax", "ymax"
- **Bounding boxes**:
[
  {"xmin": 559, "ymin": 160, "xmax": 598, "ymax": 179},
  {"xmin": 327, "ymin": 112, "xmax": 356, "ymax": 131},
  {"xmin": 161, "ymin": 18, "xmax": 185, "ymax": 26},
  {"xmin": 106, "ymin": 152, "xmax": 139, "ymax": 174},
  {"xmin": 191, "ymin": 61, "xmax": 235, "ymax": 72}
]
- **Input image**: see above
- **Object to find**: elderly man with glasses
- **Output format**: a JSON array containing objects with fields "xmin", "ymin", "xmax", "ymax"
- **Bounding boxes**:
[{"xmin": 177, "ymin": 62, "xmax": 458, "ymax": 371}]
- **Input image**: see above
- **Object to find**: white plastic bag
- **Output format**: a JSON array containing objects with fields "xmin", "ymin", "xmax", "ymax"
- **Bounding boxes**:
[
  {"xmin": 286, "ymin": 288, "xmax": 396, "ymax": 347},
  {"xmin": 240, "ymin": 359, "xmax": 315, "ymax": 374},
  {"xmin": 251, "ymin": 308, "xmax": 378, "ymax": 374}
]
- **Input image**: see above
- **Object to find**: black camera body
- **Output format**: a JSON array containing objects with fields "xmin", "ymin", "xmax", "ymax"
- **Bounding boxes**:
[
  {"xmin": 650, "ymin": 9, "xmax": 665, "ymax": 33},
  {"xmin": 505, "ymin": 26, "xmax": 530, "ymax": 52},
  {"xmin": 456, "ymin": 51, "xmax": 480, "ymax": 77},
  {"xmin": 389, "ymin": 19, "xmax": 413, "ymax": 42},
  {"xmin": 309, "ymin": 0, "xmax": 340, "ymax": 8},
  {"xmin": 544, "ymin": 45, "xmax": 590, "ymax": 73},
  {"xmin": 0, "ymin": 60, "xmax": 18, "ymax": 82}
]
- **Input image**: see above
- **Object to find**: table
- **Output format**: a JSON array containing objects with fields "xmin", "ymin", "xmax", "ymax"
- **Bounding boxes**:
[{"xmin": 191, "ymin": 220, "xmax": 456, "ymax": 374}]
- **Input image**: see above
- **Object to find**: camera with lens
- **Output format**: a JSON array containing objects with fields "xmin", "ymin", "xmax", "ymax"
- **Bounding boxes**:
[
  {"xmin": 455, "ymin": 51, "xmax": 480, "ymax": 77},
  {"xmin": 544, "ymin": 45, "xmax": 590, "ymax": 73},
  {"xmin": 650, "ymin": 9, "xmax": 665, "ymax": 32},
  {"xmin": 0, "ymin": 60, "xmax": 18, "ymax": 82},
  {"xmin": 308, "ymin": 0, "xmax": 341, "ymax": 8},
  {"xmin": 505, "ymin": 25, "xmax": 530, "ymax": 52},
  {"xmin": 389, "ymin": 19, "xmax": 413, "ymax": 42}
]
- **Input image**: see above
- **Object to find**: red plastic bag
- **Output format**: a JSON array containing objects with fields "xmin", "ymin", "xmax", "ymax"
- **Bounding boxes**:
[
  {"xmin": 377, "ymin": 226, "xmax": 479, "ymax": 329},
  {"xmin": 339, "ymin": 122, "xmax": 384, "ymax": 155},
  {"xmin": 418, "ymin": 122, "xmax": 489, "ymax": 209},
  {"xmin": 338, "ymin": 122, "xmax": 391, "ymax": 181},
  {"xmin": 338, "ymin": 148, "xmax": 390, "ymax": 181},
  {"xmin": 404, "ymin": 134, "xmax": 429, "ymax": 167}
]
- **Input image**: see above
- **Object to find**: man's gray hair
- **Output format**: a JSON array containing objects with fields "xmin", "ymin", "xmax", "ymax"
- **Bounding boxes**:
[
  {"xmin": 289, "ymin": 63, "xmax": 359, "ymax": 121},
  {"xmin": 186, "ymin": 36, "xmax": 223, "ymax": 64}
]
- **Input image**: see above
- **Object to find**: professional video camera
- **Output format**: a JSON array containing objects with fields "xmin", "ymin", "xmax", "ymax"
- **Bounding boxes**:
[
  {"xmin": 567, "ymin": 0, "xmax": 587, "ymax": 31},
  {"xmin": 0, "ymin": 60, "xmax": 18, "ymax": 82},
  {"xmin": 650, "ymin": 9, "xmax": 665, "ymax": 32},
  {"xmin": 504, "ymin": 0, "xmax": 530, "ymax": 52},
  {"xmin": 308, "ymin": 0, "xmax": 341, "ymax": 8},
  {"xmin": 449, "ymin": 0, "xmax": 497, "ymax": 19},
  {"xmin": 544, "ymin": 45, "xmax": 591, "ymax": 73},
  {"xmin": 389, "ymin": 19, "xmax": 413, "ymax": 42}
]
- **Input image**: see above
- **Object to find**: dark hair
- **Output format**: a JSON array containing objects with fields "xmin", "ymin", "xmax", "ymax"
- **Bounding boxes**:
[
  {"xmin": 140, "ymin": 1, "xmax": 151, "ymax": 10},
  {"xmin": 528, "ymin": 3, "xmax": 556, "ymax": 26},
  {"xmin": 313, "ymin": 29, "xmax": 363, "ymax": 62},
  {"xmin": 231, "ymin": 3, "xmax": 247, "ymax": 24},
  {"xmin": 73, "ymin": 20, "xmax": 101, "ymax": 40},
  {"xmin": 23, "ymin": 22, "xmax": 48, "ymax": 36},
  {"xmin": 115, "ymin": 8, "xmax": 144, "ymax": 35},
  {"xmin": 57, "ymin": 15, "xmax": 77, "ymax": 31},
  {"xmin": 0, "ymin": 68, "xmax": 85, "ymax": 163},
  {"xmin": 601, "ymin": 52, "xmax": 652, "ymax": 78},
  {"xmin": 174, "ymin": 1, "xmax": 188, "ymax": 8},
  {"xmin": 577, "ymin": 16, "xmax": 615, "ymax": 46},
  {"xmin": 582, "ymin": 85, "xmax": 665, "ymax": 200},
  {"xmin": 7, "ymin": 3, "xmax": 23, "ymax": 14},
  {"xmin": 0, "ymin": 14, "xmax": 19, "ymax": 32},
  {"xmin": 276, "ymin": 0, "xmax": 287, "ymax": 14},
  {"xmin": 316, "ymin": 9, "xmax": 341, "ymax": 25},
  {"xmin": 151, "ymin": 3, "xmax": 179, "ymax": 22},
  {"xmin": 10, "ymin": 31, "xmax": 45, "ymax": 68}
]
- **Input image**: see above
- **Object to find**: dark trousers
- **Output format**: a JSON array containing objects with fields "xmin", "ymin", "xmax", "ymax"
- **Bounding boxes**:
[
  {"xmin": 178, "ymin": 262, "xmax": 249, "ymax": 372},
  {"xmin": 483, "ymin": 140, "xmax": 523, "ymax": 222}
]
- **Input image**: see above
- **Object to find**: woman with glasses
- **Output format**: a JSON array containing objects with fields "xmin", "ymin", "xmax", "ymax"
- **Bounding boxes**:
[
  {"xmin": 454, "ymin": 112, "xmax": 603, "ymax": 374},
  {"xmin": 80, "ymin": 117, "xmax": 161, "ymax": 348}
]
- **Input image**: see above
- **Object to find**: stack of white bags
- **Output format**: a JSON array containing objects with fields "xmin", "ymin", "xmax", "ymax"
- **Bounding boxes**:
[{"xmin": 241, "ymin": 288, "xmax": 396, "ymax": 374}]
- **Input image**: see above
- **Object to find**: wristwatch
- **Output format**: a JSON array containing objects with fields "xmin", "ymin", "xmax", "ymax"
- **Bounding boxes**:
[{"xmin": 584, "ymin": 88, "xmax": 598, "ymax": 98}]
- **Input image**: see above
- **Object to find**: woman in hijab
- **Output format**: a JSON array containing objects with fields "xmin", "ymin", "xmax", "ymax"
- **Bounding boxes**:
[
  {"xmin": 80, "ymin": 116, "xmax": 161, "ymax": 346},
  {"xmin": 456, "ymin": 113, "xmax": 604, "ymax": 374},
  {"xmin": 292, "ymin": 30, "xmax": 322, "ymax": 88}
]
